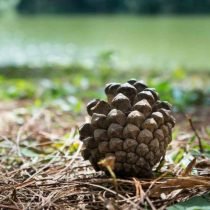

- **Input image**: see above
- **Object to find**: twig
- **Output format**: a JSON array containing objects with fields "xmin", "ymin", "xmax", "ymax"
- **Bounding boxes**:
[
  {"xmin": 186, "ymin": 115, "xmax": 204, "ymax": 153},
  {"xmin": 0, "ymin": 204, "xmax": 20, "ymax": 210},
  {"xmin": 79, "ymin": 182, "xmax": 144, "ymax": 210},
  {"xmin": 145, "ymin": 196, "xmax": 157, "ymax": 210}
]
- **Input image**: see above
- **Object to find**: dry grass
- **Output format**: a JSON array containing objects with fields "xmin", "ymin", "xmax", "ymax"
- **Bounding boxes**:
[{"xmin": 0, "ymin": 101, "xmax": 210, "ymax": 210}]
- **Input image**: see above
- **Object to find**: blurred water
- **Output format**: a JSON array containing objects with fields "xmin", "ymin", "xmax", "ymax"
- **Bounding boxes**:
[{"xmin": 0, "ymin": 15, "xmax": 210, "ymax": 69}]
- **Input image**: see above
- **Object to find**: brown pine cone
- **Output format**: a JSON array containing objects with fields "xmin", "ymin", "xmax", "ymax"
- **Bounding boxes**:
[{"xmin": 79, "ymin": 79, "xmax": 175, "ymax": 178}]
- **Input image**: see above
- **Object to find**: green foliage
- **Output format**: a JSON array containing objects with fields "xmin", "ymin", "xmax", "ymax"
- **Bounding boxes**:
[
  {"xmin": 0, "ymin": 63, "xmax": 209, "ymax": 112},
  {"xmin": 0, "ymin": 76, "xmax": 35, "ymax": 99},
  {"xmin": 172, "ymin": 148, "xmax": 185, "ymax": 164},
  {"xmin": 168, "ymin": 193, "xmax": 210, "ymax": 210}
]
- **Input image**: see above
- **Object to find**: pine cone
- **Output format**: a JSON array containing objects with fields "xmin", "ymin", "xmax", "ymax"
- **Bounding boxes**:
[{"xmin": 79, "ymin": 79, "xmax": 175, "ymax": 178}]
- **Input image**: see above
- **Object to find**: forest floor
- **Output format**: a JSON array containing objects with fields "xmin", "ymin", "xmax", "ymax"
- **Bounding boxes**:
[
  {"xmin": 0, "ymin": 64, "xmax": 209, "ymax": 209},
  {"xmin": 0, "ymin": 98, "xmax": 210, "ymax": 210}
]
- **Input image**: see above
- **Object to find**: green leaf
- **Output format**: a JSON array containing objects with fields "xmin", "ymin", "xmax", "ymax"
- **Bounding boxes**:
[
  {"xmin": 172, "ymin": 67, "xmax": 186, "ymax": 80},
  {"xmin": 172, "ymin": 148, "xmax": 185, "ymax": 163},
  {"xmin": 69, "ymin": 142, "xmax": 79, "ymax": 155},
  {"xmin": 167, "ymin": 193, "xmax": 210, "ymax": 210}
]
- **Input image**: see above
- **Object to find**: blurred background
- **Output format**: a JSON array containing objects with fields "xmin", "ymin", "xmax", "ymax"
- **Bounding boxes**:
[
  {"xmin": 0, "ymin": 0, "xmax": 210, "ymax": 113},
  {"xmin": 0, "ymin": 2, "xmax": 210, "ymax": 209},
  {"xmin": 1, "ymin": 0, "xmax": 210, "ymax": 69}
]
